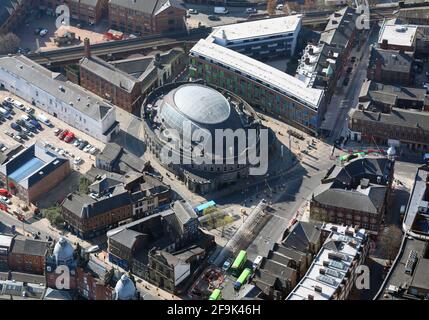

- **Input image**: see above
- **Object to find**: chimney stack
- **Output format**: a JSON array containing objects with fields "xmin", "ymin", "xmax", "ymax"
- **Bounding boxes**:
[{"xmin": 84, "ymin": 38, "xmax": 91, "ymax": 58}]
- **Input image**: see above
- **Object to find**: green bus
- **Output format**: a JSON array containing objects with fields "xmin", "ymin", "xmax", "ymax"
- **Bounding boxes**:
[
  {"xmin": 209, "ymin": 288, "xmax": 222, "ymax": 300},
  {"xmin": 231, "ymin": 250, "xmax": 247, "ymax": 276},
  {"xmin": 234, "ymin": 268, "xmax": 252, "ymax": 290}
]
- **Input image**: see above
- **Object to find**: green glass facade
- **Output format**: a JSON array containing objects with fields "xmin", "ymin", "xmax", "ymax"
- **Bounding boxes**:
[{"xmin": 189, "ymin": 57, "xmax": 320, "ymax": 134}]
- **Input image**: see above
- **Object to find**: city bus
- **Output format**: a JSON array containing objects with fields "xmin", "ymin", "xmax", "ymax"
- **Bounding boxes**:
[
  {"xmin": 209, "ymin": 288, "xmax": 222, "ymax": 300},
  {"xmin": 195, "ymin": 200, "xmax": 216, "ymax": 216},
  {"xmin": 230, "ymin": 250, "xmax": 247, "ymax": 276},
  {"xmin": 234, "ymin": 268, "xmax": 252, "ymax": 290}
]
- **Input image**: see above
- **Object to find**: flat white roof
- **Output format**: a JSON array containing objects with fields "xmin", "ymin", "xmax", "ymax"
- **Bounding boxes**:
[
  {"xmin": 190, "ymin": 39, "xmax": 324, "ymax": 109},
  {"xmin": 286, "ymin": 224, "xmax": 367, "ymax": 300},
  {"xmin": 209, "ymin": 15, "xmax": 302, "ymax": 42},
  {"xmin": 378, "ymin": 21, "xmax": 418, "ymax": 48},
  {"xmin": 0, "ymin": 234, "xmax": 13, "ymax": 248}
]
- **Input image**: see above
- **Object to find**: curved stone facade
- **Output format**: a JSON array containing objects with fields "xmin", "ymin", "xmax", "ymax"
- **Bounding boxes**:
[{"xmin": 142, "ymin": 81, "xmax": 265, "ymax": 194}]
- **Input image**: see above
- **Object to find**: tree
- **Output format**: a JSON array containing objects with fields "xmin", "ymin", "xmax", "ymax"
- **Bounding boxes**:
[
  {"xmin": 267, "ymin": 0, "xmax": 277, "ymax": 16},
  {"xmin": 78, "ymin": 177, "xmax": 91, "ymax": 194},
  {"xmin": 0, "ymin": 33, "xmax": 20, "ymax": 55},
  {"xmin": 42, "ymin": 204, "xmax": 64, "ymax": 228},
  {"xmin": 378, "ymin": 225, "xmax": 403, "ymax": 262}
]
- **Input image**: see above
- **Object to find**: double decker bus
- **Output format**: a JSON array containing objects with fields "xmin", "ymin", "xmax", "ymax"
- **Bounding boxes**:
[
  {"xmin": 234, "ymin": 268, "xmax": 252, "ymax": 290},
  {"xmin": 209, "ymin": 288, "xmax": 222, "ymax": 300},
  {"xmin": 230, "ymin": 250, "xmax": 247, "ymax": 276}
]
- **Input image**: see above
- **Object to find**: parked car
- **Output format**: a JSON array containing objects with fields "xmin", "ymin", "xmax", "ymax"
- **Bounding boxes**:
[
  {"xmin": 64, "ymin": 131, "xmax": 75, "ymax": 143},
  {"xmin": 5, "ymin": 131, "xmax": 14, "ymax": 138},
  {"xmin": 54, "ymin": 128, "xmax": 62, "ymax": 136},
  {"xmin": 10, "ymin": 122, "xmax": 22, "ymax": 132},
  {"xmin": 25, "ymin": 107, "xmax": 35, "ymax": 114},
  {"xmin": 13, "ymin": 135, "xmax": 23, "ymax": 143},
  {"xmin": 276, "ymin": 4, "xmax": 284, "ymax": 10},
  {"xmin": 39, "ymin": 28, "xmax": 48, "ymax": 37},
  {"xmin": 208, "ymin": 15, "xmax": 221, "ymax": 21},
  {"xmin": 59, "ymin": 129, "xmax": 69, "ymax": 140},
  {"xmin": 85, "ymin": 245, "xmax": 100, "ymax": 253},
  {"xmin": 73, "ymin": 156, "xmax": 82, "ymax": 165},
  {"xmin": 13, "ymin": 101, "xmax": 25, "ymax": 110},
  {"xmin": 89, "ymin": 147, "xmax": 98, "ymax": 155},
  {"xmin": 188, "ymin": 8, "xmax": 198, "ymax": 14},
  {"xmin": 78, "ymin": 140, "xmax": 88, "ymax": 150},
  {"xmin": 29, "ymin": 119, "xmax": 42, "ymax": 130},
  {"xmin": 0, "ymin": 189, "xmax": 11, "ymax": 198},
  {"xmin": 24, "ymin": 121, "xmax": 37, "ymax": 132},
  {"xmin": 245, "ymin": 8, "xmax": 257, "ymax": 13},
  {"xmin": 222, "ymin": 258, "xmax": 233, "ymax": 272},
  {"xmin": 84, "ymin": 144, "xmax": 92, "ymax": 153},
  {"xmin": 73, "ymin": 139, "xmax": 82, "ymax": 147},
  {"xmin": 0, "ymin": 196, "xmax": 11, "ymax": 205},
  {"xmin": 21, "ymin": 127, "xmax": 33, "ymax": 137}
]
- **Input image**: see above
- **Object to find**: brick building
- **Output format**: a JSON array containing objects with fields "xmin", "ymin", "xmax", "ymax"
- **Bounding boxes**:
[
  {"xmin": 38, "ymin": 0, "xmax": 107, "ymax": 25},
  {"xmin": 367, "ymin": 47, "xmax": 414, "ymax": 85},
  {"xmin": 310, "ymin": 156, "xmax": 394, "ymax": 235},
  {"xmin": 108, "ymin": 0, "xmax": 186, "ymax": 35},
  {"xmin": 0, "ymin": 142, "xmax": 71, "ymax": 204},
  {"xmin": 107, "ymin": 200, "xmax": 214, "ymax": 293},
  {"xmin": 79, "ymin": 39, "xmax": 186, "ymax": 113},
  {"xmin": 62, "ymin": 170, "xmax": 172, "ymax": 239},
  {"xmin": 348, "ymin": 105, "xmax": 429, "ymax": 151},
  {"xmin": 0, "ymin": 0, "xmax": 35, "ymax": 34},
  {"xmin": 8, "ymin": 236, "xmax": 49, "ymax": 275},
  {"xmin": 358, "ymin": 79, "xmax": 429, "ymax": 112}
]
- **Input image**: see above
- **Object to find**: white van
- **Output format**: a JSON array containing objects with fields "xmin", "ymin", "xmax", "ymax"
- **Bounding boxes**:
[
  {"xmin": 252, "ymin": 255, "xmax": 263, "ymax": 270},
  {"xmin": 214, "ymin": 6, "xmax": 228, "ymax": 14},
  {"xmin": 37, "ymin": 113, "xmax": 52, "ymax": 126},
  {"xmin": 12, "ymin": 100, "xmax": 25, "ymax": 110}
]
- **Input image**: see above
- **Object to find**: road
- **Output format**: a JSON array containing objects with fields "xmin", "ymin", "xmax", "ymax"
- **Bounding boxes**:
[{"xmin": 324, "ymin": 25, "xmax": 379, "ymax": 144}]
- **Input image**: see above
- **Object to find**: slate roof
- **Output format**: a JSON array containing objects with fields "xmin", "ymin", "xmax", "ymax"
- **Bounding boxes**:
[
  {"xmin": 369, "ymin": 47, "xmax": 414, "ymax": 74},
  {"xmin": 62, "ymin": 185, "xmax": 133, "ymax": 219},
  {"xmin": 43, "ymin": 288, "xmax": 73, "ymax": 300},
  {"xmin": 172, "ymin": 200, "xmax": 197, "ymax": 226},
  {"xmin": 320, "ymin": 7, "xmax": 357, "ymax": 49},
  {"xmin": 0, "ymin": 56, "xmax": 114, "ymax": 121},
  {"xmin": 350, "ymin": 107, "xmax": 429, "ymax": 131},
  {"xmin": 282, "ymin": 221, "xmax": 321, "ymax": 253},
  {"xmin": 11, "ymin": 236, "xmax": 48, "ymax": 257},
  {"xmin": 360, "ymin": 80, "xmax": 429, "ymax": 107},
  {"xmin": 80, "ymin": 56, "xmax": 138, "ymax": 93},
  {"xmin": 108, "ymin": 0, "xmax": 185, "ymax": 16},
  {"xmin": 109, "ymin": 228, "xmax": 143, "ymax": 250}
]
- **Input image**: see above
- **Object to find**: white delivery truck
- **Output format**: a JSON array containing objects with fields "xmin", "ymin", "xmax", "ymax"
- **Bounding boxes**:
[
  {"xmin": 214, "ymin": 6, "xmax": 229, "ymax": 14},
  {"xmin": 37, "ymin": 113, "xmax": 52, "ymax": 127}
]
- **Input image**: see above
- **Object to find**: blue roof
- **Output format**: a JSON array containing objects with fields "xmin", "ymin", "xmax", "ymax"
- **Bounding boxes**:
[
  {"xmin": 8, "ymin": 157, "xmax": 45, "ymax": 183},
  {"xmin": 195, "ymin": 200, "xmax": 216, "ymax": 212}
]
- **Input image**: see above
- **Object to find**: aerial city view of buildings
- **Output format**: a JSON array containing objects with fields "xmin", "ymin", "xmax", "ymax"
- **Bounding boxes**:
[{"xmin": 0, "ymin": 0, "xmax": 428, "ymax": 304}]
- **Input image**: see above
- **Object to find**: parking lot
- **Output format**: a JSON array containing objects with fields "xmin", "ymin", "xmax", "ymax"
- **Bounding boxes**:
[
  {"xmin": 14, "ymin": 14, "xmax": 109, "ymax": 53},
  {"xmin": 0, "ymin": 90, "xmax": 105, "ymax": 174}
]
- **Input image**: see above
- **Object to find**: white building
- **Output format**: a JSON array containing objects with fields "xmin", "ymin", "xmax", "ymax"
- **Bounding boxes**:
[
  {"xmin": 207, "ymin": 15, "xmax": 302, "ymax": 59},
  {"xmin": 0, "ymin": 55, "xmax": 119, "ymax": 142},
  {"xmin": 378, "ymin": 19, "xmax": 418, "ymax": 51},
  {"xmin": 287, "ymin": 223, "xmax": 369, "ymax": 300}
]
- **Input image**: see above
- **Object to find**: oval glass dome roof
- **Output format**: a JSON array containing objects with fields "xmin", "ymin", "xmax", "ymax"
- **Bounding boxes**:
[{"xmin": 173, "ymin": 84, "xmax": 231, "ymax": 125}]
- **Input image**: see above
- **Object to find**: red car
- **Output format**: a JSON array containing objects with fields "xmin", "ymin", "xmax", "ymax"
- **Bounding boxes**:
[
  {"xmin": 64, "ymin": 131, "xmax": 75, "ymax": 143},
  {"xmin": 59, "ymin": 129, "xmax": 69, "ymax": 140},
  {"xmin": 0, "ymin": 188, "xmax": 11, "ymax": 198}
]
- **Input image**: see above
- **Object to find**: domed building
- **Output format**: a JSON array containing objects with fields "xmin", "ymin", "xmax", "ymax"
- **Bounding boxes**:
[
  {"xmin": 53, "ymin": 237, "xmax": 75, "ymax": 266},
  {"xmin": 114, "ymin": 274, "xmax": 136, "ymax": 300},
  {"xmin": 143, "ymin": 81, "xmax": 271, "ymax": 194}
]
